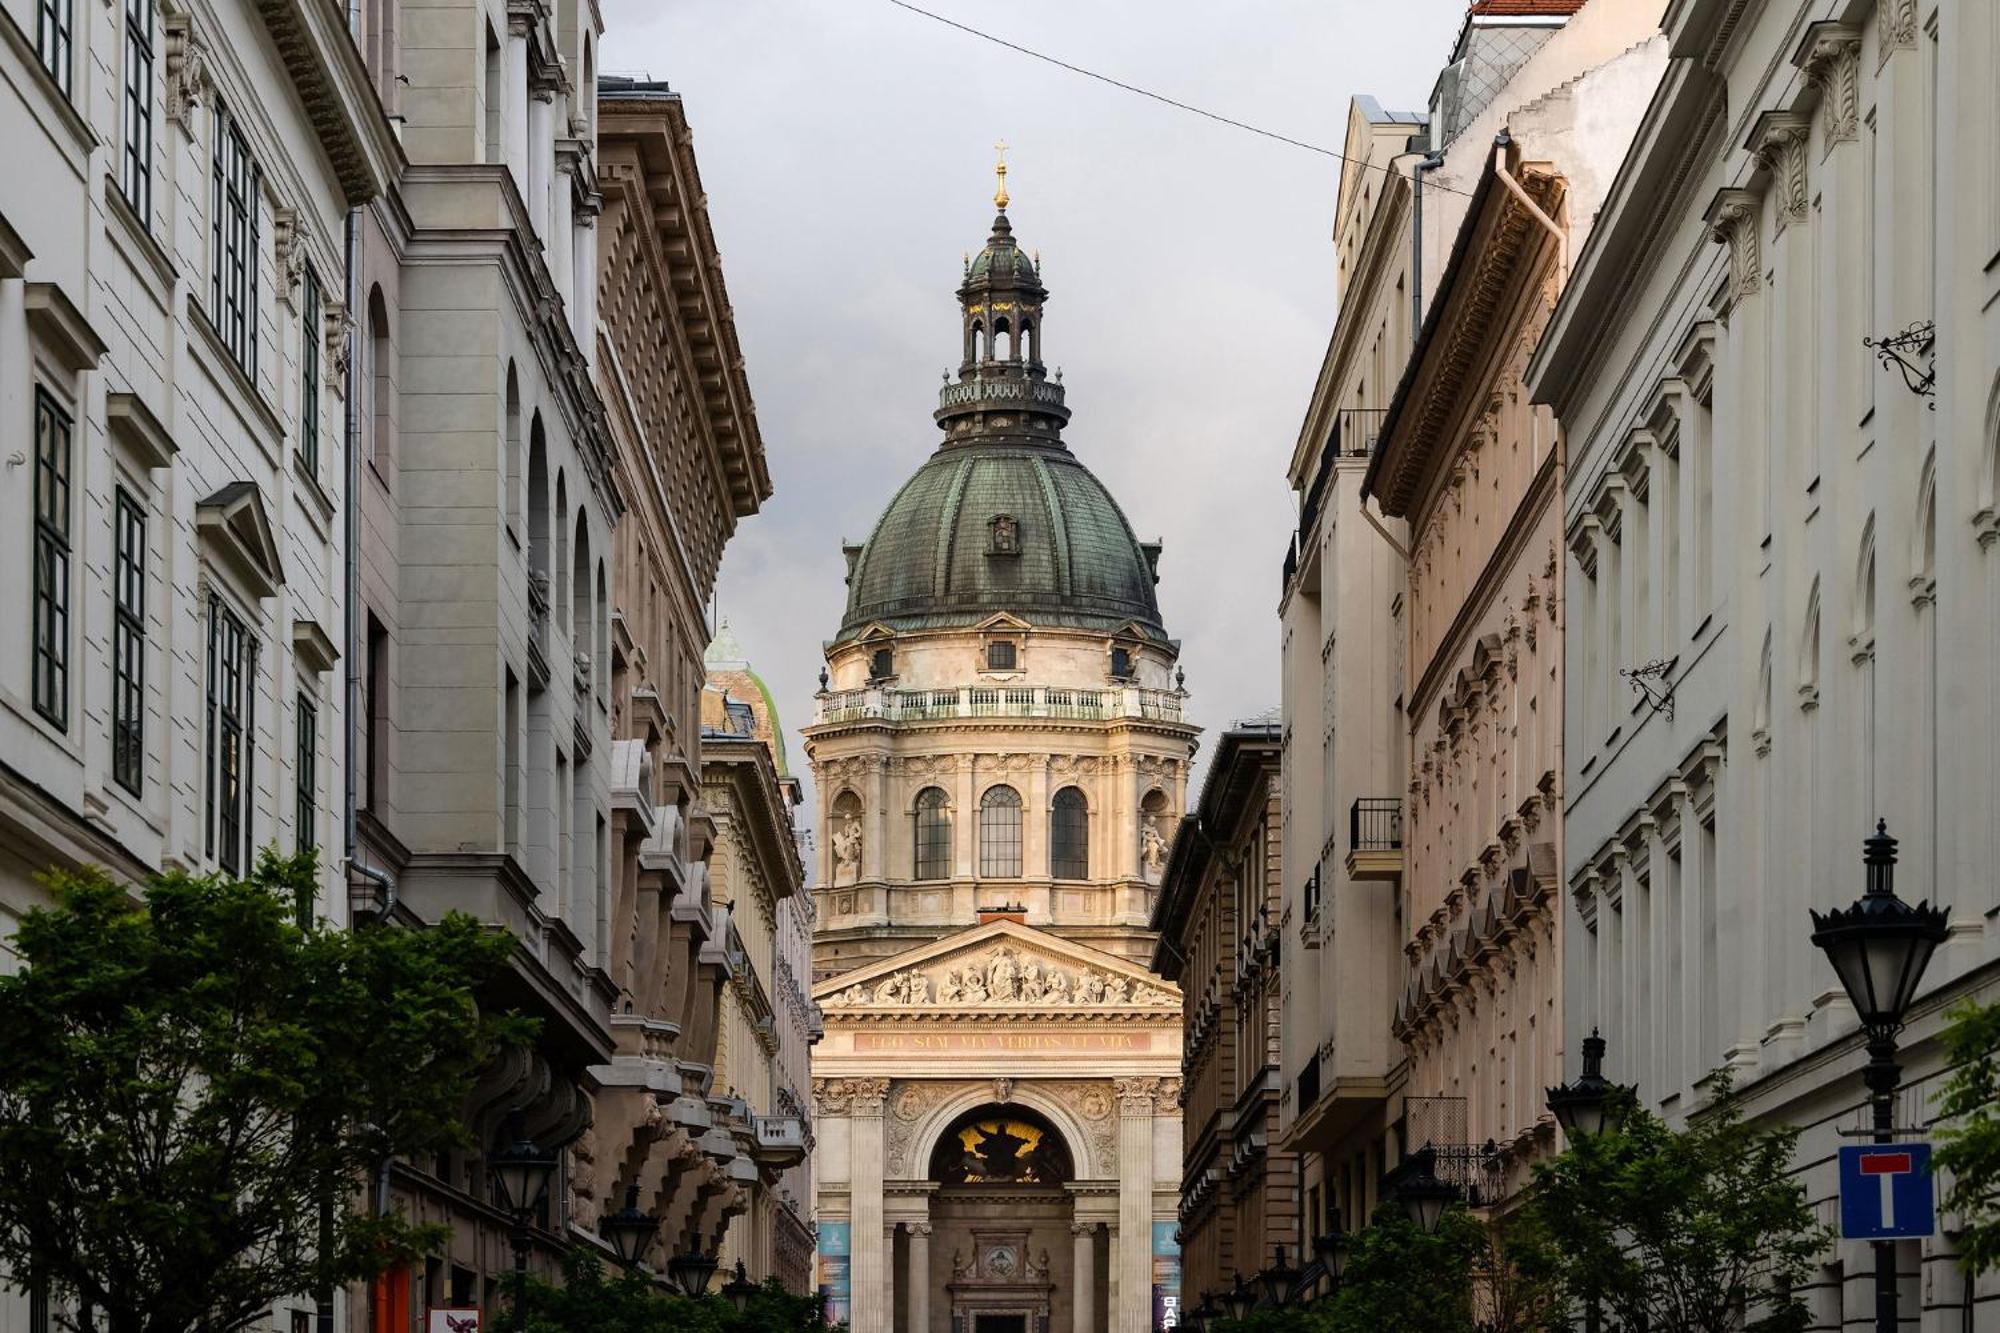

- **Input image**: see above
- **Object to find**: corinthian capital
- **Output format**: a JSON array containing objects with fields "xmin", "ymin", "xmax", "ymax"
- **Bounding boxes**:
[
  {"xmin": 848, "ymin": 1076, "xmax": 891, "ymax": 1115},
  {"xmin": 1112, "ymin": 1076, "xmax": 1159, "ymax": 1115},
  {"xmin": 1702, "ymin": 187, "xmax": 1764, "ymax": 305},
  {"xmin": 1793, "ymin": 22, "xmax": 1862, "ymax": 153},
  {"xmin": 1746, "ymin": 111, "xmax": 1811, "ymax": 230}
]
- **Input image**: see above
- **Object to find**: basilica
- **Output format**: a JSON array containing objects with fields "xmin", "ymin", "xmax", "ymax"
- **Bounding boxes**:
[{"xmin": 805, "ymin": 162, "xmax": 1198, "ymax": 1333}]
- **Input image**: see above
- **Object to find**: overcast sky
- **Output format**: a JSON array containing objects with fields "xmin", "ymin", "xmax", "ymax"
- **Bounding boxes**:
[{"xmin": 599, "ymin": 0, "xmax": 1464, "ymax": 823}]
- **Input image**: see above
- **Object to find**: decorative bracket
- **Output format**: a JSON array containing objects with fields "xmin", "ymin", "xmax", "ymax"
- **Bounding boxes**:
[
  {"xmin": 1620, "ymin": 657, "xmax": 1678, "ymax": 721},
  {"xmin": 1863, "ymin": 320, "xmax": 1936, "ymax": 407}
]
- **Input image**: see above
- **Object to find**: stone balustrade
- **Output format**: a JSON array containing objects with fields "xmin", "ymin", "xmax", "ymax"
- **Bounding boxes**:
[{"xmin": 814, "ymin": 683, "xmax": 1184, "ymax": 725}]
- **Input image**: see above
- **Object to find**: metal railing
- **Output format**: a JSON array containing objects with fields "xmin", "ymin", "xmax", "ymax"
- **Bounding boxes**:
[
  {"xmin": 1350, "ymin": 797, "xmax": 1404, "ymax": 852},
  {"xmin": 1297, "ymin": 407, "xmax": 1390, "ymax": 549},
  {"xmin": 816, "ymin": 684, "xmax": 1184, "ymax": 725}
]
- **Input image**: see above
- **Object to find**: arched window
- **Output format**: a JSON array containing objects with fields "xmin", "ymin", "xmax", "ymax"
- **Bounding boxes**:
[
  {"xmin": 913, "ymin": 787, "xmax": 951, "ymax": 880},
  {"xmin": 572, "ymin": 510, "xmax": 591, "ymax": 664},
  {"xmin": 527, "ymin": 415, "xmax": 549, "ymax": 579},
  {"xmin": 1051, "ymin": 787, "xmax": 1088, "ymax": 879},
  {"xmin": 504, "ymin": 363, "xmax": 522, "ymax": 530},
  {"xmin": 979, "ymin": 785, "xmax": 1022, "ymax": 877},
  {"xmin": 366, "ymin": 286, "xmax": 392, "ymax": 470},
  {"xmin": 553, "ymin": 471, "xmax": 569, "ymax": 626}
]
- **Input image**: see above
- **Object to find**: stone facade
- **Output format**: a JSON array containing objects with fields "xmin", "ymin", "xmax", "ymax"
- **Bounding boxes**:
[
  {"xmin": 1531, "ymin": 0, "xmax": 2000, "ymax": 1318},
  {"xmin": 807, "ymin": 179, "xmax": 1195, "ymax": 1333},
  {"xmin": 1152, "ymin": 722, "xmax": 1298, "ymax": 1309},
  {"xmin": 0, "ymin": 0, "xmax": 392, "ymax": 1321},
  {"xmin": 1364, "ymin": 25, "xmax": 1663, "ymax": 1204},
  {"xmin": 701, "ymin": 629, "xmax": 817, "ymax": 1292}
]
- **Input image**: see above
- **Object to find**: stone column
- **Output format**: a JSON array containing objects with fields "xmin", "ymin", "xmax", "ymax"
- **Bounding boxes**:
[
  {"xmin": 527, "ymin": 88, "xmax": 554, "ymax": 241},
  {"xmin": 1071, "ymin": 1221, "xmax": 1096, "ymax": 1333},
  {"xmin": 504, "ymin": 24, "xmax": 529, "ymax": 193},
  {"xmin": 1113, "ymin": 1079, "xmax": 1156, "ymax": 1333},
  {"xmin": 907, "ymin": 1221, "xmax": 932, "ymax": 1333},
  {"xmin": 850, "ymin": 1078, "xmax": 891, "ymax": 1333}
]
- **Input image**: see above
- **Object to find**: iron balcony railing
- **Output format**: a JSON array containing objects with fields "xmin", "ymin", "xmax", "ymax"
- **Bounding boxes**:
[
  {"xmin": 1296, "ymin": 408, "xmax": 1389, "ymax": 549},
  {"xmin": 1350, "ymin": 797, "xmax": 1404, "ymax": 852}
]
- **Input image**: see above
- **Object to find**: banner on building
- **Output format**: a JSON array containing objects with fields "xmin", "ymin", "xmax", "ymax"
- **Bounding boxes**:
[
  {"xmin": 1152, "ymin": 1220, "xmax": 1182, "ymax": 1330},
  {"xmin": 818, "ymin": 1221, "xmax": 852, "ymax": 1326}
]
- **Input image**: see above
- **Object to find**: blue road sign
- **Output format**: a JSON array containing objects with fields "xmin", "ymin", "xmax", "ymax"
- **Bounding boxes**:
[{"xmin": 1838, "ymin": 1142, "xmax": 1936, "ymax": 1240}]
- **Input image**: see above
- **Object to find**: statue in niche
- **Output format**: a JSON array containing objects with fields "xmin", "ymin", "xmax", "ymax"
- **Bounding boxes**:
[
  {"xmin": 1045, "ymin": 968, "xmax": 1071, "ymax": 1005},
  {"xmin": 1020, "ymin": 959, "xmax": 1045, "ymax": 1002},
  {"xmin": 989, "ymin": 512, "xmax": 1020, "ymax": 555},
  {"xmin": 1141, "ymin": 821, "xmax": 1170, "ymax": 880},
  {"xmin": 939, "ymin": 968, "xmax": 964, "ymax": 1003},
  {"xmin": 831, "ymin": 817, "xmax": 863, "ymax": 884},
  {"xmin": 988, "ymin": 948, "xmax": 1019, "ymax": 1001}
]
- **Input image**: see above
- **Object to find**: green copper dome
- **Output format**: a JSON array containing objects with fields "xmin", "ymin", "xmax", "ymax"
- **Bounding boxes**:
[{"xmin": 836, "ymin": 445, "xmax": 1164, "ymax": 642}]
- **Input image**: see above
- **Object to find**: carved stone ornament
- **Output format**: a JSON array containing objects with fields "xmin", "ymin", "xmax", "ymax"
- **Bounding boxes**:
[
  {"xmin": 163, "ymin": 5, "xmax": 210, "ymax": 129},
  {"xmin": 1879, "ymin": 0, "xmax": 1918, "ymax": 67},
  {"xmin": 1112, "ymin": 1077, "xmax": 1159, "ymax": 1115},
  {"xmin": 1797, "ymin": 23, "xmax": 1862, "ymax": 154},
  {"xmin": 821, "ymin": 947, "xmax": 1176, "ymax": 1011},
  {"xmin": 322, "ymin": 299, "xmax": 352, "ymax": 394},
  {"xmin": 1703, "ymin": 188, "xmax": 1764, "ymax": 303},
  {"xmin": 848, "ymin": 1077, "xmax": 890, "ymax": 1115},
  {"xmin": 816, "ymin": 1077, "xmax": 888, "ymax": 1115},
  {"xmin": 1748, "ymin": 112, "xmax": 1811, "ymax": 231},
  {"xmin": 271, "ymin": 207, "xmax": 305, "ymax": 302}
]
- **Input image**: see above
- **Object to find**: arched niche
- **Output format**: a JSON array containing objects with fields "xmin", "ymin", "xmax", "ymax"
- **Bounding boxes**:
[
  {"xmin": 905, "ymin": 1082, "xmax": 1105, "ymax": 1183},
  {"xmin": 929, "ymin": 1104, "xmax": 1073, "ymax": 1185}
]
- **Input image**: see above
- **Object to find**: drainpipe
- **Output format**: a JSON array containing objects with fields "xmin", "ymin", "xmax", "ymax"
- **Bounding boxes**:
[
  {"xmin": 1492, "ymin": 129, "xmax": 1567, "ymax": 280},
  {"xmin": 1410, "ymin": 147, "xmax": 1445, "ymax": 344}
]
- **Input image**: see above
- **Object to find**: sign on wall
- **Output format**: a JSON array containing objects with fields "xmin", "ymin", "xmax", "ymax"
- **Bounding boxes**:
[
  {"xmin": 818, "ymin": 1221, "xmax": 853, "ymax": 1327},
  {"xmin": 427, "ymin": 1312, "xmax": 480, "ymax": 1333},
  {"xmin": 1838, "ymin": 1143, "xmax": 1936, "ymax": 1241},
  {"xmin": 1152, "ymin": 1220, "xmax": 1181, "ymax": 1330}
]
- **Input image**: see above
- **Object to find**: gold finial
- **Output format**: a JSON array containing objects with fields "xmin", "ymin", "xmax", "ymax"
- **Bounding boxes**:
[{"xmin": 993, "ymin": 138, "xmax": 1011, "ymax": 210}]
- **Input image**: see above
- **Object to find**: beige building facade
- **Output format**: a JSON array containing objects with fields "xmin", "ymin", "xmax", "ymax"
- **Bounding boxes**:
[{"xmin": 806, "ymin": 178, "xmax": 1195, "ymax": 1333}]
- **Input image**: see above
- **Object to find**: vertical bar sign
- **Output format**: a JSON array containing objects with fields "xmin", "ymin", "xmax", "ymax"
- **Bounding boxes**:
[
  {"xmin": 1152, "ymin": 1220, "xmax": 1181, "ymax": 1330},
  {"xmin": 818, "ymin": 1221, "xmax": 852, "ymax": 1327}
]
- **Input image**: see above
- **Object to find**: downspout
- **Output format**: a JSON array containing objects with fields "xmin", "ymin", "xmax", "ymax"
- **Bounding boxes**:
[{"xmin": 1492, "ymin": 130, "xmax": 1567, "ymax": 280}]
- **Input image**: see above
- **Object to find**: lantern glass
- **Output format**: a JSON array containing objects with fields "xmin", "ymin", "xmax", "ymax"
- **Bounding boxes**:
[
  {"xmin": 722, "ymin": 1259, "xmax": 758, "ymax": 1313},
  {"xmin": 489, "ymin": 1134, "xmax": 556, "ymax": 1220},
  {"xmin": 1222, "ymin": 1276, "xmax": 1257, "ymax": 1321},
  {"xmin": 600, "ymin": 1185, "xmax": 656, "ymax": 1268},
  {"xmin": 668, "ymin": 1248, "xmax": 719, "ymax": 1298}
]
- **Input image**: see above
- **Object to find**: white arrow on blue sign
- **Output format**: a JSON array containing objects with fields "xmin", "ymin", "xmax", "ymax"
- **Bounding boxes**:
[{"xmin": 1838, "ymin": 1142, "xmax": 1936, "ymax": 1241}]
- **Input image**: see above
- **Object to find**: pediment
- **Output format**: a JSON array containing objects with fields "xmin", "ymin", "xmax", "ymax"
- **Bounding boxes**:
[
  {"xmin": 197, "ymin": 482, "xmax": 286, "ymax": 599},
  {"xmin": 854, "ymin": 622, "xmax": 898, "ymax": 643},
  {"xmin": 974, "ymin": 611, "xmax": 1031, "ymax": 633},
  {"xmin": 814, "ymin": 919, "xmax": 1179, "ymax": 1015}
]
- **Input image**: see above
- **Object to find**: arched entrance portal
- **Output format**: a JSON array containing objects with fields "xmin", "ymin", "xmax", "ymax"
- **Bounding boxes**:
[{"xmin": 904, "ymin": 1104, "xmax": 1084, "ymax": 1333}]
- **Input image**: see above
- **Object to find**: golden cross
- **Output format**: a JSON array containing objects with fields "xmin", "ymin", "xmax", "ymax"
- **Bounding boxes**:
[{"xmin": 993, "ymin": 139, "xmax": 1011, "ymax": 209}]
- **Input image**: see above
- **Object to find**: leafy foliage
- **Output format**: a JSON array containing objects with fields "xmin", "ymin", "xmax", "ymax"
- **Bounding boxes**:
[
  {"xmin": 1522, "ymin": 1081, "xmax": 1831, "ymax": 1333},
  {"xmin": 0, "ymin": 854, "xmax": 532, "ymax": 1333},
  {"xmin": 1935, "ymin": 996, "xmax": 2000, "ymax": 1274},
  {"xmin": 1207, "ymin": 1206, "xmax": 1558, "ymax": 1333},
  {"xmin": 505, "ymin": 1251, "xmax": 842, "ymax": 1333}
]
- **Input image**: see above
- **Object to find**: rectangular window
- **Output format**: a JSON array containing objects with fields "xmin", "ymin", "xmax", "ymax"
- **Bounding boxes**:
[
  {"xmin": 112, "ymin": 490, "xmax": 147, "ymax": 793},
  {"xmin": 300, "ymin": 266, "xmax": 321, "ymax": 474},
  {"xmin": 205, "ymin": 596, "xmax": 256, "ymax": 875},
  {"xmin": 210, "ymin": 106, "xmax": 261, "ymax": 375},
  {"xmin": 32, "ymin": 389, "xmax": 73, "ymax": 730},
  {"xmin": 295, "ymin": 693, "xmax": 316, "ymax": 857},
  {"xmin": 121, "ymin": 0, "xmax": 155, "ymax": 221},
  {"xmin": 36, "ymin": 0, "xmax": 72, "ymax": 95}
]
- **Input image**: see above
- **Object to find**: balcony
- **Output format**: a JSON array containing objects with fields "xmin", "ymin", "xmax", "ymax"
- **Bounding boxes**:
[
  {"xmin": 752, "ymin": 1114, "xmax": 809, "ymax": 1168},
  {"xmin": 1346, "ymin": 797, "xmax": 1404, "ymax": 881},
  {"xmin": 813, "ymin": 683, "xmax": 1186, "ymax": 726}
]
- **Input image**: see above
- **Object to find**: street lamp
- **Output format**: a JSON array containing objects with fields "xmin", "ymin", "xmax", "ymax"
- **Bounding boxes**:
[
  {"xmin": 721, "ymin": 1258, "xmax": 758, "ymax": 1313},
  {"xmin": 599, "ymin": 1184, "xmax": 658, "ymax": 1271},
  {"xmin": 1546, "ymin": 1030, "xmax": 1631, "ymax": 1143},
  {"xmin": 1390, "ymin": 1146, "xmax": 1458, "ymax": 1236},
  {"xmin": 1312, "ymin": 1209, "xmax": 1351, "ymax": 1296},
  {"xmin": 1220, "ymin": 1273, "xmax": 1257, "ymax": 1323},
  {"xmin": 488, "ymin": 1122, "xmax": 557, "ymax": 1333},
  {"xmin": 667, "ymin": 1247, "xmax": 720, "ymax": 1299},
  {"xmin": 1259, "ymin": 1245, "xmax": 1301, "ymax": 1308},
  {"xmin": 1810, "ymin": 820, "xmax": 1950, "ymax": 1333},
  {"xmin": 1186, "ymin": 1295, "xmax": 1213, "ymax": 1332}
]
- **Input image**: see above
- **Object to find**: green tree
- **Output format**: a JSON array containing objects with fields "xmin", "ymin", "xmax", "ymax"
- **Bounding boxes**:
[
  {"xmin": 1523, "ymin": 1082, "xmax": 1830, "ymax": 1333},
  {"xmin": 0, "ymin": 853, "xmax": 532, "ymax": 1333},
  {"xmin": 506, "ymin": 1251, "xmax": 840, "ymax": 1332},
  {"xmin": 1935, "ymin": 996, "xmax": 2000, "ymax": 1274}
]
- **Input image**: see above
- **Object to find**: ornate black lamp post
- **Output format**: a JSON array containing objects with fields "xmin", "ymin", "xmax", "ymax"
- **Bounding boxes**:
[
  {"xmin": 1390, "ymin": 1146, "xmax": 1458, "ymax": 1236},
  {"xmin": 1546, "ymin": 1032, "xmax": 1635, "ymax": 1333},
  {"xmin": 1220, "ymin": 1273, "xmax": 1257, "ymax": 1323},
  {"xmin": 1258, "ymin": 1244, "xmax": 1301, "ymax": 1308},
  {"xmin": 600, "ymin": 1184, "xmax": 658, "ymax": 1272},
  {"xmin": 488, "ymin": 1122, "xmax": 557, "ymax": 1333},
  {"xmin": 721, "ymin": 1258, "xmax": 758, "ymax": 1313},
  {"xmin": 1186, "ymin": 1294, "xmax": 1214, "ymax": 1332},
  {"xmin": 667, "ymin": 1246, "xmax": 720, "ymax": 1299},
  {"xmin": 1311, "ymin": 1214, "xmax": 1351, "ymax": 1301},
  {"xmin": 1810, "ymin": 821, "xmax": 1950, "ymax": 1333}
]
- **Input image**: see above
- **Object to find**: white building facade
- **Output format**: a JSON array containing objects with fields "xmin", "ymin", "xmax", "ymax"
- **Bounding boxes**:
[
  {"xmin": 0, "ymin": 0, "xmax": 394, "ymax": 1323},
  {"xmin": 1532, "ymin": 0, "xmax": 2000, "ymax": 1321}
]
